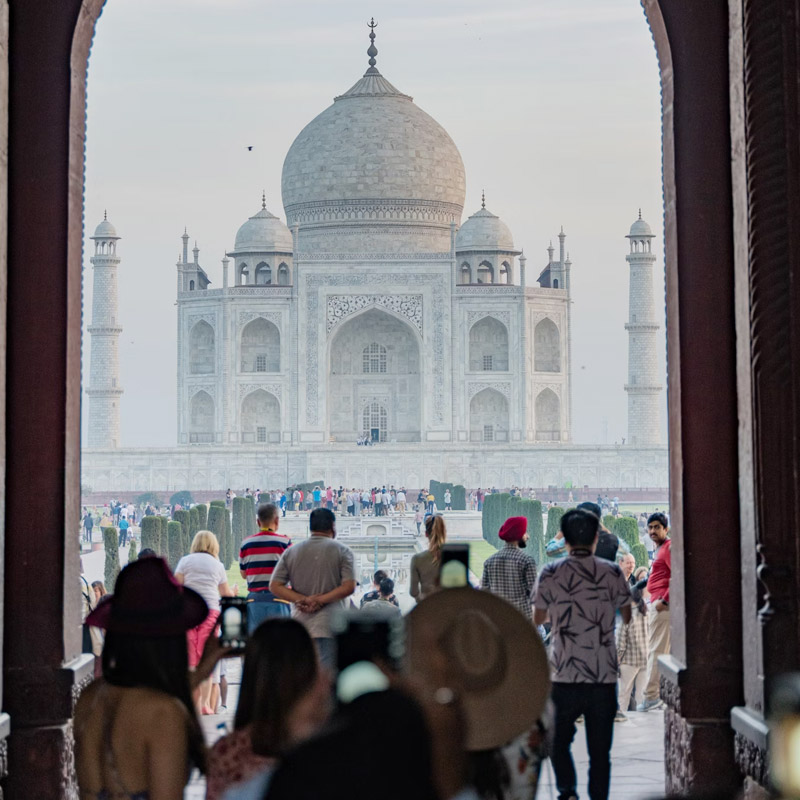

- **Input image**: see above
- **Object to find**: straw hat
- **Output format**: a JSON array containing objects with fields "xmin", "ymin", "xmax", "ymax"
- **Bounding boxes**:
[
  {"xmin": 86, "ymin": 557, "xmax": 208, "ymax": 636},
  {"xmin": 406, "ymin": 587, "xmax": 550, "ymax": 750}
]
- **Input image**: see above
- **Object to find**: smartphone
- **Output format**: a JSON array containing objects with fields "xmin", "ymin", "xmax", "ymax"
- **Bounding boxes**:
[
  {"xmin": 439, "ymin": 543, "xmax": 470, "ymax": 588},
  {"xmin": 333, "ymin": 611, "xmax": 404, "ymax": 673},
  {"xmin": 219, "ymin": 596, "xmax": 249, "ymax": 651}
]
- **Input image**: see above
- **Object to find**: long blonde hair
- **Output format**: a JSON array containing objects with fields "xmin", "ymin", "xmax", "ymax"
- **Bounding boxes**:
[
  {"xmin": 191, "ymin": 530, "xmax": 220, "ymax": 559},
  {"xmin": 425, "ymin": 515, "xmax": 447, "ymax": 564}
]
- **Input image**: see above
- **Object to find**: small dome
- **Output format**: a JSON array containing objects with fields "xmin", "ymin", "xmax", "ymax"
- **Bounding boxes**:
[
  {"xmin": 92, "ymin": 217, "xmax": 119, "ymax": 239},
  {"xmin": 456, "ymin": 207, "xmax": 515, "ymax": 251},
  {"xmin": 233, "ymin": 206, "xmax": 293, "ymax": 253},
  {"xmin": 628, "ymin": 213, "xmax": 653, "ymax": 237}
]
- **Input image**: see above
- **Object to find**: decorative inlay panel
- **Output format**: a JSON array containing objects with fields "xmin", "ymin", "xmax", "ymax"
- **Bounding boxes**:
[
  {"xmin": 326, "ymin": 294, "xmax": 423, "ymax": 334},
  {"xmin": 286, "ymin": 198, "xmax": 462, "ymax": 226},
  {"xmin": 467, "ymin": 382, "xmax": 511, "ymax": 399},
  {"xmin": 298, "ymin": 251, "xmax": 452, "ymax": 261},
  {"xmin": 238, "ymin": 383, "xmax": 283, "ymax": 402},
  {"xmin": 187, "ymin": 313, "xmax": 216, "ymax": 328},
  {"xmin": 238, "ymin": 311, "xmax": 282, "ymax": 326},
  {"xmin": 187, "ymin": 383, "xmax": 217, "ymax": 400},
  {"xmin": 466, "ymin": 310, "xmax": 511, "ymax": 328}
]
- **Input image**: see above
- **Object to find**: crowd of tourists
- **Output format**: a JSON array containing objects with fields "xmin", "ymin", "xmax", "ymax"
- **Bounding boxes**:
[{"xmin": 76, "ymin": 495, "xmax": 677, "ymax": 800}]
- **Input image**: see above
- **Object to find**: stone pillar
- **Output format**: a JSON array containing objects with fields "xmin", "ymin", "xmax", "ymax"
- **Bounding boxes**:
[
  {"xmin": 4, "ymin": 0, "xmax": 99, "ymax": 795},
  {"xmin": 644, "ymin": 0, "xmax": 744, "ymax": 793}
]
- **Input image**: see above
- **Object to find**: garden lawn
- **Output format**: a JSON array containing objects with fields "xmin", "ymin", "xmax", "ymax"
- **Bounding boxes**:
[{"xmin": 452, "ymin": 539, "xmax": 498, "ymax": 579}]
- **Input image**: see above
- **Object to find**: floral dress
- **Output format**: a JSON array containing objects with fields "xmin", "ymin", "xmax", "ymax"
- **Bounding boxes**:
[{"xmin": 206, "ymin": 727, "xmax": 275, "ymax": 800}]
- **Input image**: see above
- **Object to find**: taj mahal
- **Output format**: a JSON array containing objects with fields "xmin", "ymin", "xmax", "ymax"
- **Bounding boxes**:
[{"xmin": 81, "ymin": 28, "xmax": 668, "ymax": 493}]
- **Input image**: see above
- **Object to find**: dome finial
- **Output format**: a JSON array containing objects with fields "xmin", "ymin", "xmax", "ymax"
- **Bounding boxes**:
[
  {"xmin": 638, "ymin": 208, "xmax": 642, "ymax": 220},
  {"xmin": 367, "ymin": 18, "xmax": 378, "ymax": 69},
  {"xmin": 262, "ymin": 190, "xmax": 266, "ymax": 210},
  {"xmin": 104, "ymin": 209, "xmax": 107, "ymax": 221},
  {"xmin": 481, "ymin": 189, "xmax": 486, "ymax": 209}
]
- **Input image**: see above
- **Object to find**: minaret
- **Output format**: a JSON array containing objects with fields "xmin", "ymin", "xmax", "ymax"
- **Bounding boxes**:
[
  {"xmin": 87, "ymin": 212, "xmax": 123, "ymax": 448},
  {"xmin": 625, "ymin": 211, "xmax": 662, "ymax": 445}
]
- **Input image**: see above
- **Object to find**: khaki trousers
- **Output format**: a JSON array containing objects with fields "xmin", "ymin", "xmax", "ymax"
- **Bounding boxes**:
[
  {"xmin": 618, "ymin": 663, "xmax": 645, "ymax": 712},
  {"xmin": 643, "ymin": 605, "xmax": 671, "ymax": 700}
]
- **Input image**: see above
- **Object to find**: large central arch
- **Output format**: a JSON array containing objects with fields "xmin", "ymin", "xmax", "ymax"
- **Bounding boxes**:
[{"xmin": 328, "ymin": 307, "xmax": 421, "ymax": 442}]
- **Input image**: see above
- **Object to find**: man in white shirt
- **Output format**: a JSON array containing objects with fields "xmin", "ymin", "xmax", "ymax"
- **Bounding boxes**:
[{"xmin": 396, "ymin": 489, "xmax": 406, "ymax": 516}]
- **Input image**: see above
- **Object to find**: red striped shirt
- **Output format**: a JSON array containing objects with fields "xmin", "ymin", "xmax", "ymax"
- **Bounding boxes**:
[{"xmin": 239, "ymin": 529, "xmax": 291, "ymax": 592}]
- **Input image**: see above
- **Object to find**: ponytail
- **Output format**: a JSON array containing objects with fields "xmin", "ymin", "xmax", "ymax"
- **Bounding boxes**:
[{"xmin": 424, "ymin": 515, "xmax": 447, "ymax": 564}]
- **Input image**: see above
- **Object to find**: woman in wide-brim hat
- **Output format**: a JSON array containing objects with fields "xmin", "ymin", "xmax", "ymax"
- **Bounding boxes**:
[{"xmin": 74, "ymin": 557, "xmax": 226, "ymax": 800}]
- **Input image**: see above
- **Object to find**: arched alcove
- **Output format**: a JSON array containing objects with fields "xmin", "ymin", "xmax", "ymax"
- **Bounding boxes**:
[
  {"xmin": 254, "ymin": 262, "xmax": 271, "ymax": 285},
  {"xmin": 469, "ymin": 388, "xmax": 508, "ymax": 442},
  {"xmin": 189, "ymin": 390, "xmax": 214, "ymax": 443},
  {"xmin": 469, "ymin": 316, "xmax": 509, "ymax": 371},
  {"xmin": 277, "ymin": 263, "xmax": 291, "ymax": 285},
  {"xmin": 477, "ymin": 261, "xmax": 494, "ymax": 284},
  {"xmin": 460, "ymin": 262, "xmax": 471, "ymax": 284},
  {"xmin": 240, "ymin": 389, "xmax": 280, "ymax": 443},
  {"xmin": 188, "ymin": 320, "xmax": 215, "ymax": 374},
  {"xmin": 238, "ymin": 262, "xmax": 249, "ymax": 285},
  {"xmin": 534, "ymin": 318, "xmax": 560, "ymax": 372},
  {"xmin": 535, "ymin": 388, "xmax": 560, "ymax": 441},
  {"xmin": 240, "ymin": 317, "xmax": 280, "ymax": 372}
]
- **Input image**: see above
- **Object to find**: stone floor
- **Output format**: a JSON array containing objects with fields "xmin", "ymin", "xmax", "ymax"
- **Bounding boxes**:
[{"xmin": 185, "ymin": 663, "xmax": 665, "ymax": 800}]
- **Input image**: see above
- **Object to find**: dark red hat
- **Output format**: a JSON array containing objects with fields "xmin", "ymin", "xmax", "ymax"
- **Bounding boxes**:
[
  {"xmin": 498, "ymin": 516, "xmax": 527, "ymax": 542},
  {"xmin": 86, "ymin": 556, "xmax": 208, "ymax": 636}
]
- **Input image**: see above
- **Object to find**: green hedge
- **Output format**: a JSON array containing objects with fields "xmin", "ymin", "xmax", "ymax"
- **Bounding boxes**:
[
  {"xmin": 140, "ymin": 516, "xmax": 161, "ymax": 555},
  {"xmin": 173, "ymin": 509, "xmax": 190, "ymax": 555},
  {"xmin": 631, "ymin": 543, "xmax": 649, "ymax": 568},
  {"xmin": 210, "ymin": 500, "xmax": 226, "ymax": 508},
  {"xmin": 481, "ymin": 492, "xmax": 510, "ymax": 550},
  {"xmin": 480, "ymin": 495, "xmax": 546, "ymax": 566},
  {"xmin": 128, "ymin": 539, "xmax": 138, "ymax": 562},
  {"xmin": 429, "ymin": 480, "xmax": 467, "ymax": 511},
  {"xmin": 167, "ymin": 521, "xmax": 183, "ymax": 571},
  {"xmin": 520, "ymin": 499, "xmax": 545, "ymax": 566},
  {"xmin": 207, "ymin": 504, "xmax": 229, "ymax": 569},
  {"xmin": 196, "ymin": 504, "xmax": 208, "ymax": 529},
  {"xmin": 224, "ymin": 508, "xmax": 233, "ymax": 570},
  {"xmin": 232, "ymin": 497, "xmax": 248, "ymax": 555},
  {"xmin": 158, "ymin": 516, "xmax": 170, "ymax": 557},
  {"xmin": 246, "ymin": 496, "xmax": 257, "ymax": 539},
  {"xmin": 546, "ymin": 506, "xmax": 566, "ymax": 544},
  {"xmin": 170, "ymin": 490, "xmax": 194, "ymax": 508},
  {"xmin": 614, "ymin": 517, "xmax": 640, "ymax": 551},
  {"xmin": 189, "ymin": 506, "xmax": 199, "ymax": 541},
  {"xmin": 603, "ymin": 514, "xmax": 617, "ymax": 531},
  {"xmin": 103, "ymin": 527, "xmax": 121, "ymax": 591}
]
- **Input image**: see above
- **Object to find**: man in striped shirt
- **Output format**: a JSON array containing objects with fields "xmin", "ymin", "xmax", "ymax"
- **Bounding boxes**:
[{"xmin": 239, "ymin": 503, "xmax": 292, "ymax": 632}]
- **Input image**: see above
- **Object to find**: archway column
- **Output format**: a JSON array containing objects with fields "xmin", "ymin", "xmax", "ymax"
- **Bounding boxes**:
[{"xmin": 646, "ymin": 0, "xmax": 744, "ymax": 793}]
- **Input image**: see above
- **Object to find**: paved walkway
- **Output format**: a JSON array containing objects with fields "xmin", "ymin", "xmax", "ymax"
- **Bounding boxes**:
[{"xmin": 185, "ymin": 665, "xmax": 665, "ymax": 800}]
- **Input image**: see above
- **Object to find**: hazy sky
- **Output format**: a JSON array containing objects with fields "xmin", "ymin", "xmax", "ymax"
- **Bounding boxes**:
[{"xmin": 83, "ymin": 0, "xmax": 666, "ymax": 447}]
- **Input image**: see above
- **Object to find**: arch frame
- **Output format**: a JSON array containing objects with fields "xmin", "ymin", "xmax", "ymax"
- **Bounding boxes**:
[
  {"xmin": 238, "ymin": 386, "xmax": 282, "ymax": 444},
  {"xmin": 238, "ymin": 315, "xmax": 281, "ymax": 374}
]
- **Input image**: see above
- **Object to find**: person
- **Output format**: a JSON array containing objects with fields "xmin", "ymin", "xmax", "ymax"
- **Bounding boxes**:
[
  {"xmin": 426, "ymin": 490, "xmax": 435, "ymax": 514},
  {"xmin": 396, "ymin": 488, "xmax": 406, "ymax": 516},
  {"xmin": 577, "ymin": 501, "xmax": 620, "ymax": 561},
  {"xmin": 533, "ymin": 508, "xmax": 632, "ymax": 800},
  {"xmin": 83, "ymin": 509, "xmax": 94, "ymax": 543},
  {"xmin": 239, "ymin": 503, "xmax": 292, "ymax": 633},
  {"xmin": 444, "ymin": 489, "xmax": 452, "ymax": 511},
  {"xmin": 91, "ymin": 580, "xmax": 107, "ymax": 605},
  {"xmin": 175, "ymin": 531, "xmax": 234, "ymax": 715},
  {"xmin": 360, "ymin": 569, "xmax": 399, "ymax": 608},
  {"xmin": 138, "ymin": 547, "xmax": 158, "ymax": 559},
  {"xmin": 619, "ymin": 552, "xmax": 636, "ymax": 586},
  {"xmin": 118, "ymin": 515, "xmax": 130, "ymax": 547},
  {"xmin": 409, "ymin": 514, "xmax": 446, "ymax": 602},
  {"xmin": 81, "ymin": 559, "xmax": 103, "ymax": 678},
  {"xmin": 359, "ymin": 578, "xmax": 402, "ymax": 620},
  {"xmin": 414, "ymin": 505, "xmax": 424, "ymax": 536},
  {"xmin": 270, "ymin": 508, "xmax": 356, "ymax": 670},
  {"xmin": 205, "ymin": 618, "xmax": 330, "ymax": 800},
  {"xmin": 481, "ymin": 516, "xmax": 537, "ymax": 619},
  {"xmin": 312, "ymin": 486, "xmax": 321, "ymax": 509},
  {"xmin": 616, "ymin": 575, "xmax": 648, "ymax": 720},
  {"xmin": 75, "ymin": 557, "xmax": 222, "ymax": 800},
  {"xmin": 638, "ymin": 512, "xmax": 672, "ymax": 712}
]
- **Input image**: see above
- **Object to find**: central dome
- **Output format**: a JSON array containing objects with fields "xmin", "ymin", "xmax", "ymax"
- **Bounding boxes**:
[{"xmin": 281, "ymin": 58, "xmax": 466, "ymax": 254}]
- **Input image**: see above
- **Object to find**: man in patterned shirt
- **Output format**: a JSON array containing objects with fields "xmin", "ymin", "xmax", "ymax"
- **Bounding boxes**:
[
  {"xmin": 533, "ymin": 508, "xmax": 632, "ymax": 800},
  {"xmin": 481, "ymin": 516, "xmax": 537, "ymax": 619}
]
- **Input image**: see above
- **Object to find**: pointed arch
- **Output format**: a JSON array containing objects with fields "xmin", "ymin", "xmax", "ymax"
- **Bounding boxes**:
[
  {"xmin": 534, "ymin": 318, "xmax": 560, "ymax": 372},
  {"xmin": 240, "ymin": 389, "xmax": 281, "ymax": 444},
  {"xmin": 469, "ymin": 316, "xmax": 509, "ymax": 371},
  {"xmin": 254, "ymin": 262, "xmax": 271, "ymax": 285},
  {"xmin": 240, "ymin": 317, "xmax": 280, "ymax": 372},
  {"xmin": 470, "ymin": 388, "xmax": 509, "ymax": 442},
  {"xmin": 188, "ymin": 320, "xmax": 215, "ymax": 374},
  {"xmin": 477, "ymin": 261, "xmax": 494, "ymax": 284},
  {"xmin": 535, "ymin": 388, "xmax": 561, "ymax": 441},
  {"xmin": 189, "ymin": 390, "xmax": 214, "ymax": 443},
  {"xmin": 277, "ymin": 262, "xmax": 291, "ymax": 285},
  {"xmin": 238, "ymin": 262, "xmax": 249, "ymax": 285},
  {"xmin": 460, "ymin": 262, "xmax": 472, "ymax": 284}
]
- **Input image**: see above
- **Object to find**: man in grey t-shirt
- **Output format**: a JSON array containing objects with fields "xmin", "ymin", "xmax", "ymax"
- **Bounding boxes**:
[{"xmin": 270, "ymin": 508, "xmax": 356, "ymax": 670}]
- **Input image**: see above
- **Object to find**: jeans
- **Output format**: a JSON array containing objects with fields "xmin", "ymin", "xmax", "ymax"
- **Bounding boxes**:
[
  {"xmin": 550, "ymin": 682, "xmax": 617, "ymax": 800},
  {"xmin": 247, "ymin": 591, "xmax": 290, "ymax": 634}
]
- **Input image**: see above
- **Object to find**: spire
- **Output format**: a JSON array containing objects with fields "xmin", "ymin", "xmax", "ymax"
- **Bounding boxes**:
[
  {"xmin": 262, "ymin": 190, "xmax": 266, "ymax": 210},
  {"xmin": 638, "ymin": 208, "xmax": 642, "ymax": 220},
  {"xmin": 481, "ymin": 189, "xmax": 486, "ymax": 210},
  {"xmin": 367, "ymin": 18, "xmax": 378, "ymax": 70},
  {"xmin": 104, "ymin": 209, "xmax": 107, "ymax": 221},
  {"xmin": 181, "ymin": 229, "xmax": 189, "ymax": 263}
]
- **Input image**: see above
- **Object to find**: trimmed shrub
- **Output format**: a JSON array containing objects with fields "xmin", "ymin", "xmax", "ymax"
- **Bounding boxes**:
[
  {"xmin": 223, "ymin": 508, "xmax": 234, "ymax": 570},
  {"xmin": 128, "ymin": 539, "xmax": 138, "ymax": 562},
  {"xmin": 158, "ymin": 517, "xmax": 170, "ymax": 557},
  {"xmin": 173, "ymin": 509, "xmax": 190, "ymax": 556},
  {"xmin": 140, "ymin": 515, "xmax": 161, "ymax": 555},
  {"xmin": 210, "ymin": 500, "xmax": 226, "ymax": 508},
  {"xmin": 167, "ymin": 521, "xmax": 183, "ymax": 571},
  {"xmin": 603, "ymin": 514, "xmax": 617, "ymax": 531},
  {"xmin": 189, "ymin": 506, "xmax": 200, "ymax": 539},
  {"xmin": 103, "ymin": 527, "xmax": 121, "ymax": 591},
  {"xmin": 481, "ymin": 493, "xmax": 501, "ymax": 550},
  {"xmin": 170, "ymin": 490, "xmax": 194, "ymax": 508},
  {"xmin": 207, "ymin": 505, "xmax": 227, "ymax": 567},
  {"xmin": 246, "ymin": 496, "xmax": 257, "ymax": 539},
  {"xmin": 452, "ymin": 485, "xmax": 467, "ymax": 511},
  {"xmin": 196, "ymin": 504, "xmax": 208, "ymax": 529},
  {"xmin": 546, "ymin": 506, "xmax": 566, "ymax": 545},
  {"xmin": 520, "ymin": 499, "xmax": 545, "ymax": 567},
  {"xmin": 429, "ymin": 480, "xmax": 467, "ymax": 511},
  {"xmin": 615, "ymin": 517, "xmax": 640, "ymax": 551},
  {"xmin": 631, "ymin": 543, "xmax": 649, "ymax": 568},
  {"xmin": 232, "ymin": 497, "xmax": 248, "ymax": 554}
]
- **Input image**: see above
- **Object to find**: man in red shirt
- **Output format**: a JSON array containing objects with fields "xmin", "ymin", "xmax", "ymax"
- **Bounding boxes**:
[{"xmin": 638, "ymin": 512, "xmax": 671, "ymax": 711}]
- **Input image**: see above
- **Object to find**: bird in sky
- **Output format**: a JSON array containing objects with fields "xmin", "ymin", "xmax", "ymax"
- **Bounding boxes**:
[{"xmin": 246, "ymin": 145, "xmax": 254, "ymax": 151}]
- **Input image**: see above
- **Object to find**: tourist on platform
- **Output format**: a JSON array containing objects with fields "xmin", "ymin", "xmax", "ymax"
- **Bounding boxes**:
[
  {"xmin": 205, "ymin": 618, "xmax": 330, "ymax": 800},
  {"xmin": 175, "ymin": 531, "xmax": 235, "ymax": 715},
  {"xmin": 312, "ymin": 486, "xmax": 321, "ymax": 509},
  {"xmin": 118, "ymin": 515, "xmax": 130, "ymax": 547},
  {"xmin": 75, "ymin": 557, "xmax": 225, "ymax": 799},
  {"xmin": 414, "ymin": 505, "xmax": 424, "ymax": 535},
  {"xmin": 533, "ymin": 508, "xmax": 632, "ymax": 800},
  {"xmin": 83, "ymin": 509, "xmax": 94, "ymax": 543},
  {"xmin": 426, "ymin": 489, "xmax": 435, "ymax": 514},
  {"xmin": 444, "ymin": 488, "xmax": 452, "ymax": 511},
  {"xmin": 409, "ymin": 514, "xmax": 447, "ymax": 602},
  {"xmin": 396, "ymin": 487, "xmax": 406, "ymax": 515},
  {"xmin": 239, "ymin": 503, "xmax": 292, "ymax": 632},
  {"xmin": 270, "ymin": 508, "xmax": 356, "ymax": 670},
  {"xmin": 360, "ymin": 569, "xmax": 400, "ymax": 608},
  {"xmin": 638, "ymin": 512, "xmax": 671, "ymax": 712},
  {"xmin": 481, "ymin": 516, "xmax": 537, "ymax": 620}
]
